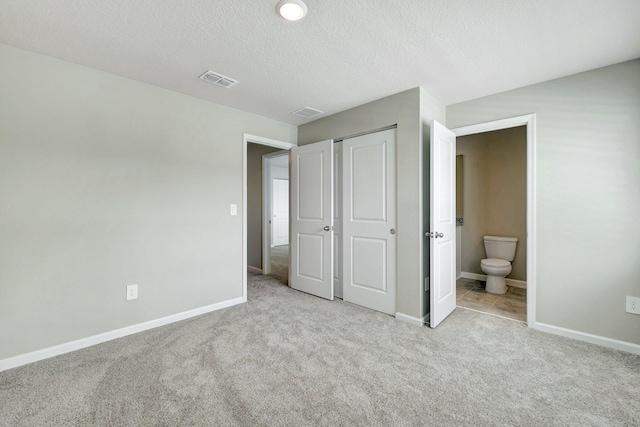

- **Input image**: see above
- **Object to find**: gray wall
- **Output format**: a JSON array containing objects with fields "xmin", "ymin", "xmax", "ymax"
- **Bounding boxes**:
[
  {"xmin": 246, "ymin": 144, "xmax": 283, "ymax": 269},
  {"xmin": 0, "ymin": 44, "xmax": 297, "ymax": 360},
  {"xmin": 448, "ymin": 59, "xmax": 640, "ymax": 345},
  {"xmin": 457, "ymin": 127, "xmax": 527, "ymax": 281},
  {"xmin": 298, "ymin": 88, "xmax": 445, "ymax": 320}
]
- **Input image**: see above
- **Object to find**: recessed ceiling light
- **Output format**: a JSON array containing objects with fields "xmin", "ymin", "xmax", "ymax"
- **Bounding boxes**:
[{"xmin": 276, "ymin": 0, "xmax": 308, "ymax": 21}]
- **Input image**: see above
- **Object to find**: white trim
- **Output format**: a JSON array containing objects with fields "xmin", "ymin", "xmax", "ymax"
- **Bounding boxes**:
[
  {"xmin": 533, "ymin": 322, "xmax": 640, "ymax": 356},
  {"xmin": 452, "ymin": 114, "xmax": 537, "ymax": 327},
  {"xmin": 395, "ymin": 312, "xmax": 426, "ymax": 327},
  {"xmin": 247, "ymin": 266, "xmax": 263, "ymax": 274},
  {"xmin": 262, "ymin": 156, "xmax": 271, "ymax": 274},
  {"xmin": 0, "ymin": 297, "xmax": 245, "ymax": 372},
  {"xmin": 243, "ymin": 134, "xmax": 295, "ymax": 300},
  {"xmin": 457, "ymin": 305, "xmax": 525, "ymax": 323},
  {"xmin": 460, "ymin": 271, "xmax": 526, "ymax": 289}
]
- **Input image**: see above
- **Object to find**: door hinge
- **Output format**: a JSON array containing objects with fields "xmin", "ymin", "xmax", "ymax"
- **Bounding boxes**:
[{"xmin": 424, "ymin": 278, "xmax": 429, "ymax": 292}]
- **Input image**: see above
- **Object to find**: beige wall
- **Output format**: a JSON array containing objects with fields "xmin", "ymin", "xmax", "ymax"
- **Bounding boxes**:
[
  {"xmin": 457, "ymin": 127, "xmax": 527, "ymax": 281},
  {"xmin": 448, "ymin": 59, "xmax": 640, "ymax": 345},
  {"xmin": 246, "ymin": 144, "xmax": 283, "ymax": 269},
  {"xmin": 299, "ymin": 88, "xmax": 445, "ymax": 320},
  {"xmin": 0, "ymin": 44, "xmax": 297, "ymax": 360}
]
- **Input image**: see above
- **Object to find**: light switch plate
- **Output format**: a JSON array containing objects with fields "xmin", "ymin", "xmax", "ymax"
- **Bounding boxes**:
[{"xmin": 230, "ymin": 204, "xmax": 238, "ymax": 216}]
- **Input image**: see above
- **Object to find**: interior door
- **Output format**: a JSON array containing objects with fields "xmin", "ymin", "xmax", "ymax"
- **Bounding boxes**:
[
  {"xmin": 343, "ymin": 129, "xmax": 396, "ymax": 315},
  {"xmin": 429, "ymin": 120, "xmax": 456, "ymax": 327},
  {"xmin": 333, "ymin": 141, "xmax": 343, "ymax": 299},
  {"xmin": 290, "ymin": 140, "xmax": 334, "ymax": 300},
  {"xmin": 272, "ymin": 178, "xmax": 289, "ymax": 247}
]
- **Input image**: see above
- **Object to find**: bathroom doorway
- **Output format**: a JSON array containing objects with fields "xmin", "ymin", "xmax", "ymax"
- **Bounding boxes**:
[{"xmin": 451, "ymin": 115, "xmax": 536, "ymax": 325}]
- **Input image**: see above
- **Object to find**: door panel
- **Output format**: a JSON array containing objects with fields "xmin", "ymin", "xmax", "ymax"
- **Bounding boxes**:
[
  {"xmin": 297, "ymin": 151, "xmax": 324, "ymax": 220},
  {"xmin": 297, "ymin": 234, "xmax": 324, "ymax": 280},
  {"xmin": 352, "ymin": 237, "xmax": 386, "ymax": 292},
  {"xmin": 343, "ymin": 129, "xmax": 396, "ymax": 315},
  {"xmin": 290, "ymin": 140, "xmax": 334, "ymax": 300},
  {"xmin": 429, "ymin": 120, "xmax": 457, "ymax": 327},
  {"xmin": 352, "ymin": 143, "xmax": 386, "ymax": 220}
]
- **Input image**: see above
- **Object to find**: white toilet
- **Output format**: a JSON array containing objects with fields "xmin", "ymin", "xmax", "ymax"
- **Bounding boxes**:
[{"xmin": 480, "ymin": 235, "xmax": 518, "ymax": 294}]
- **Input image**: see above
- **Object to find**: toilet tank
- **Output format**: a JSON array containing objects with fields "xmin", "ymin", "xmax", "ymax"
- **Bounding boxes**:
[{"xmin": 484, "ymin": 236, "xmax": 518, "ymax": 261}]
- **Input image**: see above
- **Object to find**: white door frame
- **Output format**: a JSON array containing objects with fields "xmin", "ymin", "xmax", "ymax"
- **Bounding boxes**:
[
  {"xmin": 451, "ymin": 114, "xmax": 536, "ymax": 327},
  {"xmin": 243, "ymin": 134, "xmax": 295, "ymax": 301},
  {"xmin": 262, "ymin": 151, "xmax": 289, "ymax": 274}
]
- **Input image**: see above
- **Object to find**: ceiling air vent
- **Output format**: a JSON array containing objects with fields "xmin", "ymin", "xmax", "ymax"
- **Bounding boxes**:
[
  {"xmin": 198, "ymin": 70, "xmax": 239, "ymax": 88},
  {"xmin": 291, "ymin": 106, "xmax": 324, "ymax": 119}
]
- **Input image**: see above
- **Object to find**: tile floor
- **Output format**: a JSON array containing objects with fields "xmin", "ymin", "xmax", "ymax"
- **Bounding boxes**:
[{"xmin": 456, "ymin": 277, "xmax": 527, "ymax": 322}]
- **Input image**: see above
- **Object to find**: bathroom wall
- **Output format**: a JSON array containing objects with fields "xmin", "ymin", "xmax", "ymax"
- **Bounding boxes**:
[{"xmin": 457, "ymin": 127, "xmax": 527, "ymax": 281}]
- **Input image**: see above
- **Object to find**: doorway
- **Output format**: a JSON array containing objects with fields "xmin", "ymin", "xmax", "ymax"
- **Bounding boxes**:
[
  {"xmin": 263, "ymin": 151, "xmax": 290, "ymax": 284},
  {"xmin": 451, "ymin": 114, "xmax": 536, "ymax": 326},
  {"xmin": 455, "ymin": 126, "xmax": 527, "ymax": 322},
  {"xmin": 242, "ymin": 134, "xmax": 295, "ymax": 302}
]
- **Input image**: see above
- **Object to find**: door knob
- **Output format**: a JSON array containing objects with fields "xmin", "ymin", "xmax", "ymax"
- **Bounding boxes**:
[
  {"xmin": 426, "ymin": 232, "xmax": 433, "ymax": 238},
  {"xmin": 435, "ymin": 232, "xmax": 444, "ymax": 238},
  {"xmin": 323, "ymin": 226, "xmax": 330, "ymax": 231},
  {"xmin": 390, "ymin": 228, "xmax": 396, "ymax": 235}
]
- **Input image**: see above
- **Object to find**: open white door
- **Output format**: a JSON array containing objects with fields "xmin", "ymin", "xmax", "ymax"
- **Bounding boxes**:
[
  {"xmin": 290, "ymin": 140, "xmax": 334, "ymax": 300},
  {"xmin": 272, "ymin": 178, "xmax": 289, "ymax": 247},
  {"xmin": 333, "ymin": 141, "xmax": 343, "ymax": 299},
  {"xmin": 343, "ymin": 129, "xmax": 396, "ymax": 315},
  {"xmin": 429, "ymin": 120, "xmax": 456, "ymax": 327}
]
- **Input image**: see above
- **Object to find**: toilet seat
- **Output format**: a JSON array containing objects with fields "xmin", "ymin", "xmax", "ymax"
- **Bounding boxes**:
[{"xmin": 481, "ymin": 258, "xmax": 510, "ymax": 268}]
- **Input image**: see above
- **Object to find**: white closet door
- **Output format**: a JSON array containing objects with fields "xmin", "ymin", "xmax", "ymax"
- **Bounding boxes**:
[
  {"xmin": 333, "ymin": 141, "xmax": 343, "ymax": 299},
  {"xmin": 290, "ymin": 140, "xmax": 334, "ymax": 300},
  {"xmin": 343, "ymin": 129, "xmax": 396, "ymax": 315}
]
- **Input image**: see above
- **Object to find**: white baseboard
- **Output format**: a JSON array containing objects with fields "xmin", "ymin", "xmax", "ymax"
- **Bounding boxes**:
[
  {"xmin": 0, "ymin": 296, "xmax": 246, "ymax": 373},
  {"xmin": 247, "ymin": 265, "xmax": 263, "ymax": 274},
  {"xmin": 460, "ymin": 271, "xmax": 527, "ymax": 289},
  {"xmin": 506, "ymin": 279, "xmax": 527, "ymax": 289},
  {"xmin": 533, "ymin": 322, "xmax": 640, "ymax": 356},
  {"xmin": 395, "ymin": 312, "xmax": 426, "ymax": 327},
  {"xmin": 460, "ymin": 272, "xmax": 486, "ymax": 281}
]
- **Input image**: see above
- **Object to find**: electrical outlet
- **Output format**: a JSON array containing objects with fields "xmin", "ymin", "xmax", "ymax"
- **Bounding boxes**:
[
  {"xmin": 626, "ymin": 296, "xmax": 640, "ymax": 315},
  {"xmin": 126, "ymin": 284, "xmax": 138, "ymax": 301}
]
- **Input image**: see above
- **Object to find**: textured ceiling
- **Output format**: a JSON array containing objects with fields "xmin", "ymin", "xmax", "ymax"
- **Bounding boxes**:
[{"xmin": 1, "ymin": 0, "xmax": 639, "ymax": 125}]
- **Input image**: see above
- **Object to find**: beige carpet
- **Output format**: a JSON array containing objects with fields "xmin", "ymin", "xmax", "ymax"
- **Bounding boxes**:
[
  {"xmin": 269, "ymin": 244, "xmax": 289, "ymax": 285},
  {"xmin": 1, "ymin": 274, "xmax": 638, "ymax": 426}
]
